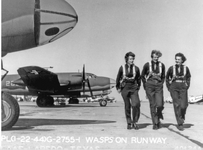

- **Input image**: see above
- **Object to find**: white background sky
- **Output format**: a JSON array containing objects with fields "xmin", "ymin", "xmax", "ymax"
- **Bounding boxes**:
[{"xmin": 2, "ymin": 0, "xmax": 203, "ymax": 101}]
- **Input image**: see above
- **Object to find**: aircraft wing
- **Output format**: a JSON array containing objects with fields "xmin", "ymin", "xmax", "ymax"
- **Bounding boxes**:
[{"xmin": 17, "ymin": 66, "xmax": 60, "ymax": 93}]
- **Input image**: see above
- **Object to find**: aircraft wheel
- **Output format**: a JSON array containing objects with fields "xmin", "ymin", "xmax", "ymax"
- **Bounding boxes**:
[
  {"xmin": 69, "ymin": 98, "xmax": 79, "ymax": 104},
  {"xmin": 1, "ymin": 92, "xmax": 20, "ymax": 130},
  {"xmin": 36, "ymin": 96, "xmax": 47, "ymax": 107},
  {"xmin": 46, "ymin": 96, "xmax": 54, "ymax": 106},
  {"xmin": 99, "ymin": 99, "xmax": 107, "ymax": 107}
]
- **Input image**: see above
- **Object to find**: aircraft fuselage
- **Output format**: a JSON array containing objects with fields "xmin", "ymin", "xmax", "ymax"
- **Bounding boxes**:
[{"xmin": 2, "ymin": 72, "xmax": 115, "ymax": 98}]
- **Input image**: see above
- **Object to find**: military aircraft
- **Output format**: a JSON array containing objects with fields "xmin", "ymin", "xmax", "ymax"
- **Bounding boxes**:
[
  {"xmin": 2, "ymin": 0, "xmax": 78, "ymax": 130},
  {"xmin": 2, "ymin": 65, "xmax": 116, "ymax": 107},
  {"xmin": 188, "ymin": 95, "xmax": 203, "ymax": 104},
  {"xmin": 165, "ymin": 95, "xmax": 203, "ymax": 104}
]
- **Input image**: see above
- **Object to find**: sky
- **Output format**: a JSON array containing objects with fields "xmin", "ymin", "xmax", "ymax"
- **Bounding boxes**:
[{"xmin": 2, "ymin": 0, "xmax": 203, "ymax": 101}]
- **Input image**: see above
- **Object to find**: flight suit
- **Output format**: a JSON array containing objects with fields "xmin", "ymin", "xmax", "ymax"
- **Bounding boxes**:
[
  {"xmin": 166, "ymin": 65, "xmax": 191, "ymax": 125},
  {"xmin": 116, "ymin": 64, "xmax": 141, "ymax": 125},
  {"xmin": 141, "ymin": 61, "xmax": 165, "ymax": 127}
]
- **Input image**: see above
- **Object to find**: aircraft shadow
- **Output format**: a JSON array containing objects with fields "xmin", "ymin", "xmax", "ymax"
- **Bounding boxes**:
[
  {"xmin": 51, "ymin": 105, "xmax": 119, "ymax": 108},
  {"xmin": 5, "ymin": 118, "xmax": 116, "ymax": 131},
  {"xmin": 20, "ymin": 105, "xmax": 101, "ymax": 108},
  {"xmin": 19, "ymin": 104, "xmax": 119, "ymax": 108}
]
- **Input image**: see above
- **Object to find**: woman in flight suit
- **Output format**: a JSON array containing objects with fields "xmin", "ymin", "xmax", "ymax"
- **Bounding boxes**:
[
  {"xmin": 116, "ymin": 52, "xmax": 141, "ymax": 130},
  {"xmin": 166, "ymin": 53, "xmax": 191, "ymax": 131},
  {"xmin": 141, "ymin": 50, "xmax": 165, "ymax": 130}
]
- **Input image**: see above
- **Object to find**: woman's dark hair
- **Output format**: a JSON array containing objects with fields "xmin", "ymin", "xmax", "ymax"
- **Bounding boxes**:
[
  {"xmin": 125, "ymin": 52, "xmax": 135, "ymax": 63},
  {"xmin": 175, "ymin": 53, "xmax": 187, "ymax": 63},
  {"xmin": 151, "ymin": 50, "xmax": 162, "ymax": 58}
]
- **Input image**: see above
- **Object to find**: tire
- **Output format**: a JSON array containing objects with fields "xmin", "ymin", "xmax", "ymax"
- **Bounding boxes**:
[
  {"xmin": 36, "ymin": 96, "xmax": 47, "ymax": 107},
  {"xmin": 69, "ymin": 98, "xmax": 79, "ymax": 104},
  {"xmin": 2, "ymin": 92, "xmax": 20, "ymax": 130},
  {"xmin": 47, "ymin": 96, "xmax": 54, "ymax": 106},
  {"xmin": 99, "ymin": 99, "xmax": 107, "ymax": 107}
]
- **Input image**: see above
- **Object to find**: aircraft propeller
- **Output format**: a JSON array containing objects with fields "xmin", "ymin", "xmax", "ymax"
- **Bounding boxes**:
[{"xmin": 82, "ymin": 65, "xmax": 93, "ymax": 97}]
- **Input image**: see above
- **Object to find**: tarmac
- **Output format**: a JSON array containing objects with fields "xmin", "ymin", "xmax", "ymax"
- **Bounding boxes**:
[{"xmin": 1, "ymin": 100, "xmax": 203, "ymax": 150}]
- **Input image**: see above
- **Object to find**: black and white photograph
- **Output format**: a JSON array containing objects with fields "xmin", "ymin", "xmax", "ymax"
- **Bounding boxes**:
[{"xmin": 1, "ymin": 0, "xmax": 203, "ymax": 150}]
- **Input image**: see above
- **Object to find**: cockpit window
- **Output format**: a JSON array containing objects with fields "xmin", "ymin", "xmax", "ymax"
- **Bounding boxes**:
[{"xmin": 88, "ymin": 74, "xmax": 96, "ymax": 78}]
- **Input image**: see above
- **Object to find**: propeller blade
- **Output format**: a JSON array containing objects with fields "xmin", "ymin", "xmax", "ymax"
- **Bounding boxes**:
[
  {"xmin": 83, "ymin": 64, "xmax": 85, "ymax": 81},
  {"xmin": 87, "ymin": 78, "xmax": 93, "ymax": 97},
  {"xmin": 82, "ymin": 82, "xmax": 85, "ymax": 94},
  {"xmin": 82, "ymin": 64, "xmax": 86, "ymax": 94}
]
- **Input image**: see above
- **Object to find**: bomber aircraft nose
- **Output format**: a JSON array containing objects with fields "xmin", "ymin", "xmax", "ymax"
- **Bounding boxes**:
[
  {"xmin": 87, "ymin": 76, "xmax": 116, "ymax": 91},
  {"xmin": 36, "ymin": 0, "xmax": 78, "ymax": 45}
]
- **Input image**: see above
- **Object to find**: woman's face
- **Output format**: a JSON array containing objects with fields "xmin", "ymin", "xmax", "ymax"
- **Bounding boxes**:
[
  {"xmin": 152, "ymin": 53, "xmax": 159, "ymax": 63},
  {"xmin": 127, "ymin": 56, "xmax": 134, "ymax": 65},
  {"xmin": 175, "ymin": 56, "xmax": 183, "ymax": 65}
]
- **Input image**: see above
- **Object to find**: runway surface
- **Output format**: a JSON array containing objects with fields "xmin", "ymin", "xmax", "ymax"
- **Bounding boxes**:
[{"xmin": 1, "ymin": 100, "xmax": 203, "ymax": 150}]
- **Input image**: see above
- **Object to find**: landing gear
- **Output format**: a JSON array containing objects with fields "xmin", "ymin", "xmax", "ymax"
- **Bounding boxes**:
[
  {"xmin": 99, "ymin": 99, "xmax": 107, "ymax": 107},
  {"xmin": 46, "ymin": 96, "xmax": 54, "ymax": 106},
  {"xmin": 69, "ymin": 98, "xmax": 79, "ymax": 104},
  {"xmin": 2, "ymin": 92, "xmax": 20, "ymax": 130},
  {"xmin": 1, "ymin": 61, "xmax": 20, "ymax": 130},
  {"xmin": 36, "ymin": 95, "xmax": 54, "ymax": 107}
]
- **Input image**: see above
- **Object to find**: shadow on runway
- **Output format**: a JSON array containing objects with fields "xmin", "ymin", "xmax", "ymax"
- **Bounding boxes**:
[
  {"xmin": 135, "ymin": 123, "xmax": 193, "ymax": 129},
  {"xmin": 19, "ymin": 105, "xmax": 102, "ymax": 108},
  {"xmin": 137, "ymin": 123, "xmax": 151, "ymax": 129},
  {"xmin": 19, "ymin": 104, "xmax": 119, "ymax": 108},
  {"xmin": 167, "ymin": 124, "xmax": 203, "ymax": 148},
  {"xmin": 4, "ymin": 118, "xmax": 116, "ymax": 131},
  {"xmin": 161, "ymin": 123, "xmax": 194, "ymax": 129},
  {"xmin": 183, "ymin": 123, "xmax": 194, "ymax": 128},
  {"xmin": 60, "ymin": 105, "xmax": 119, "ymax": 108},
  {"xmin": 161, "ymin": 123, "xmax": 175, "ymax": 128},
  {"xmin": 124, "ymin": 123, "xmax": 194, "ymax": 130}
]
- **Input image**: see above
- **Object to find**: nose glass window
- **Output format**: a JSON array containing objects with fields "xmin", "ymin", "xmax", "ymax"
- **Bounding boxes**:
[{"xmin": 45, "ymin": 27, "xmax": 60, "ymax": 36}]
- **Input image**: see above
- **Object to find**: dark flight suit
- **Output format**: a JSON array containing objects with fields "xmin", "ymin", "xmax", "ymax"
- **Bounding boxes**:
[
  {"xmin": 116, "ymin": 64, "xmax": 141, "ymax": 125},
  {"xmin": 166, "ymin": 65, "xmax": 191, "ymax": 125},
  {"xmin": 141, "ymin": 61, "xmax": 165, "ymax": 126}
]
